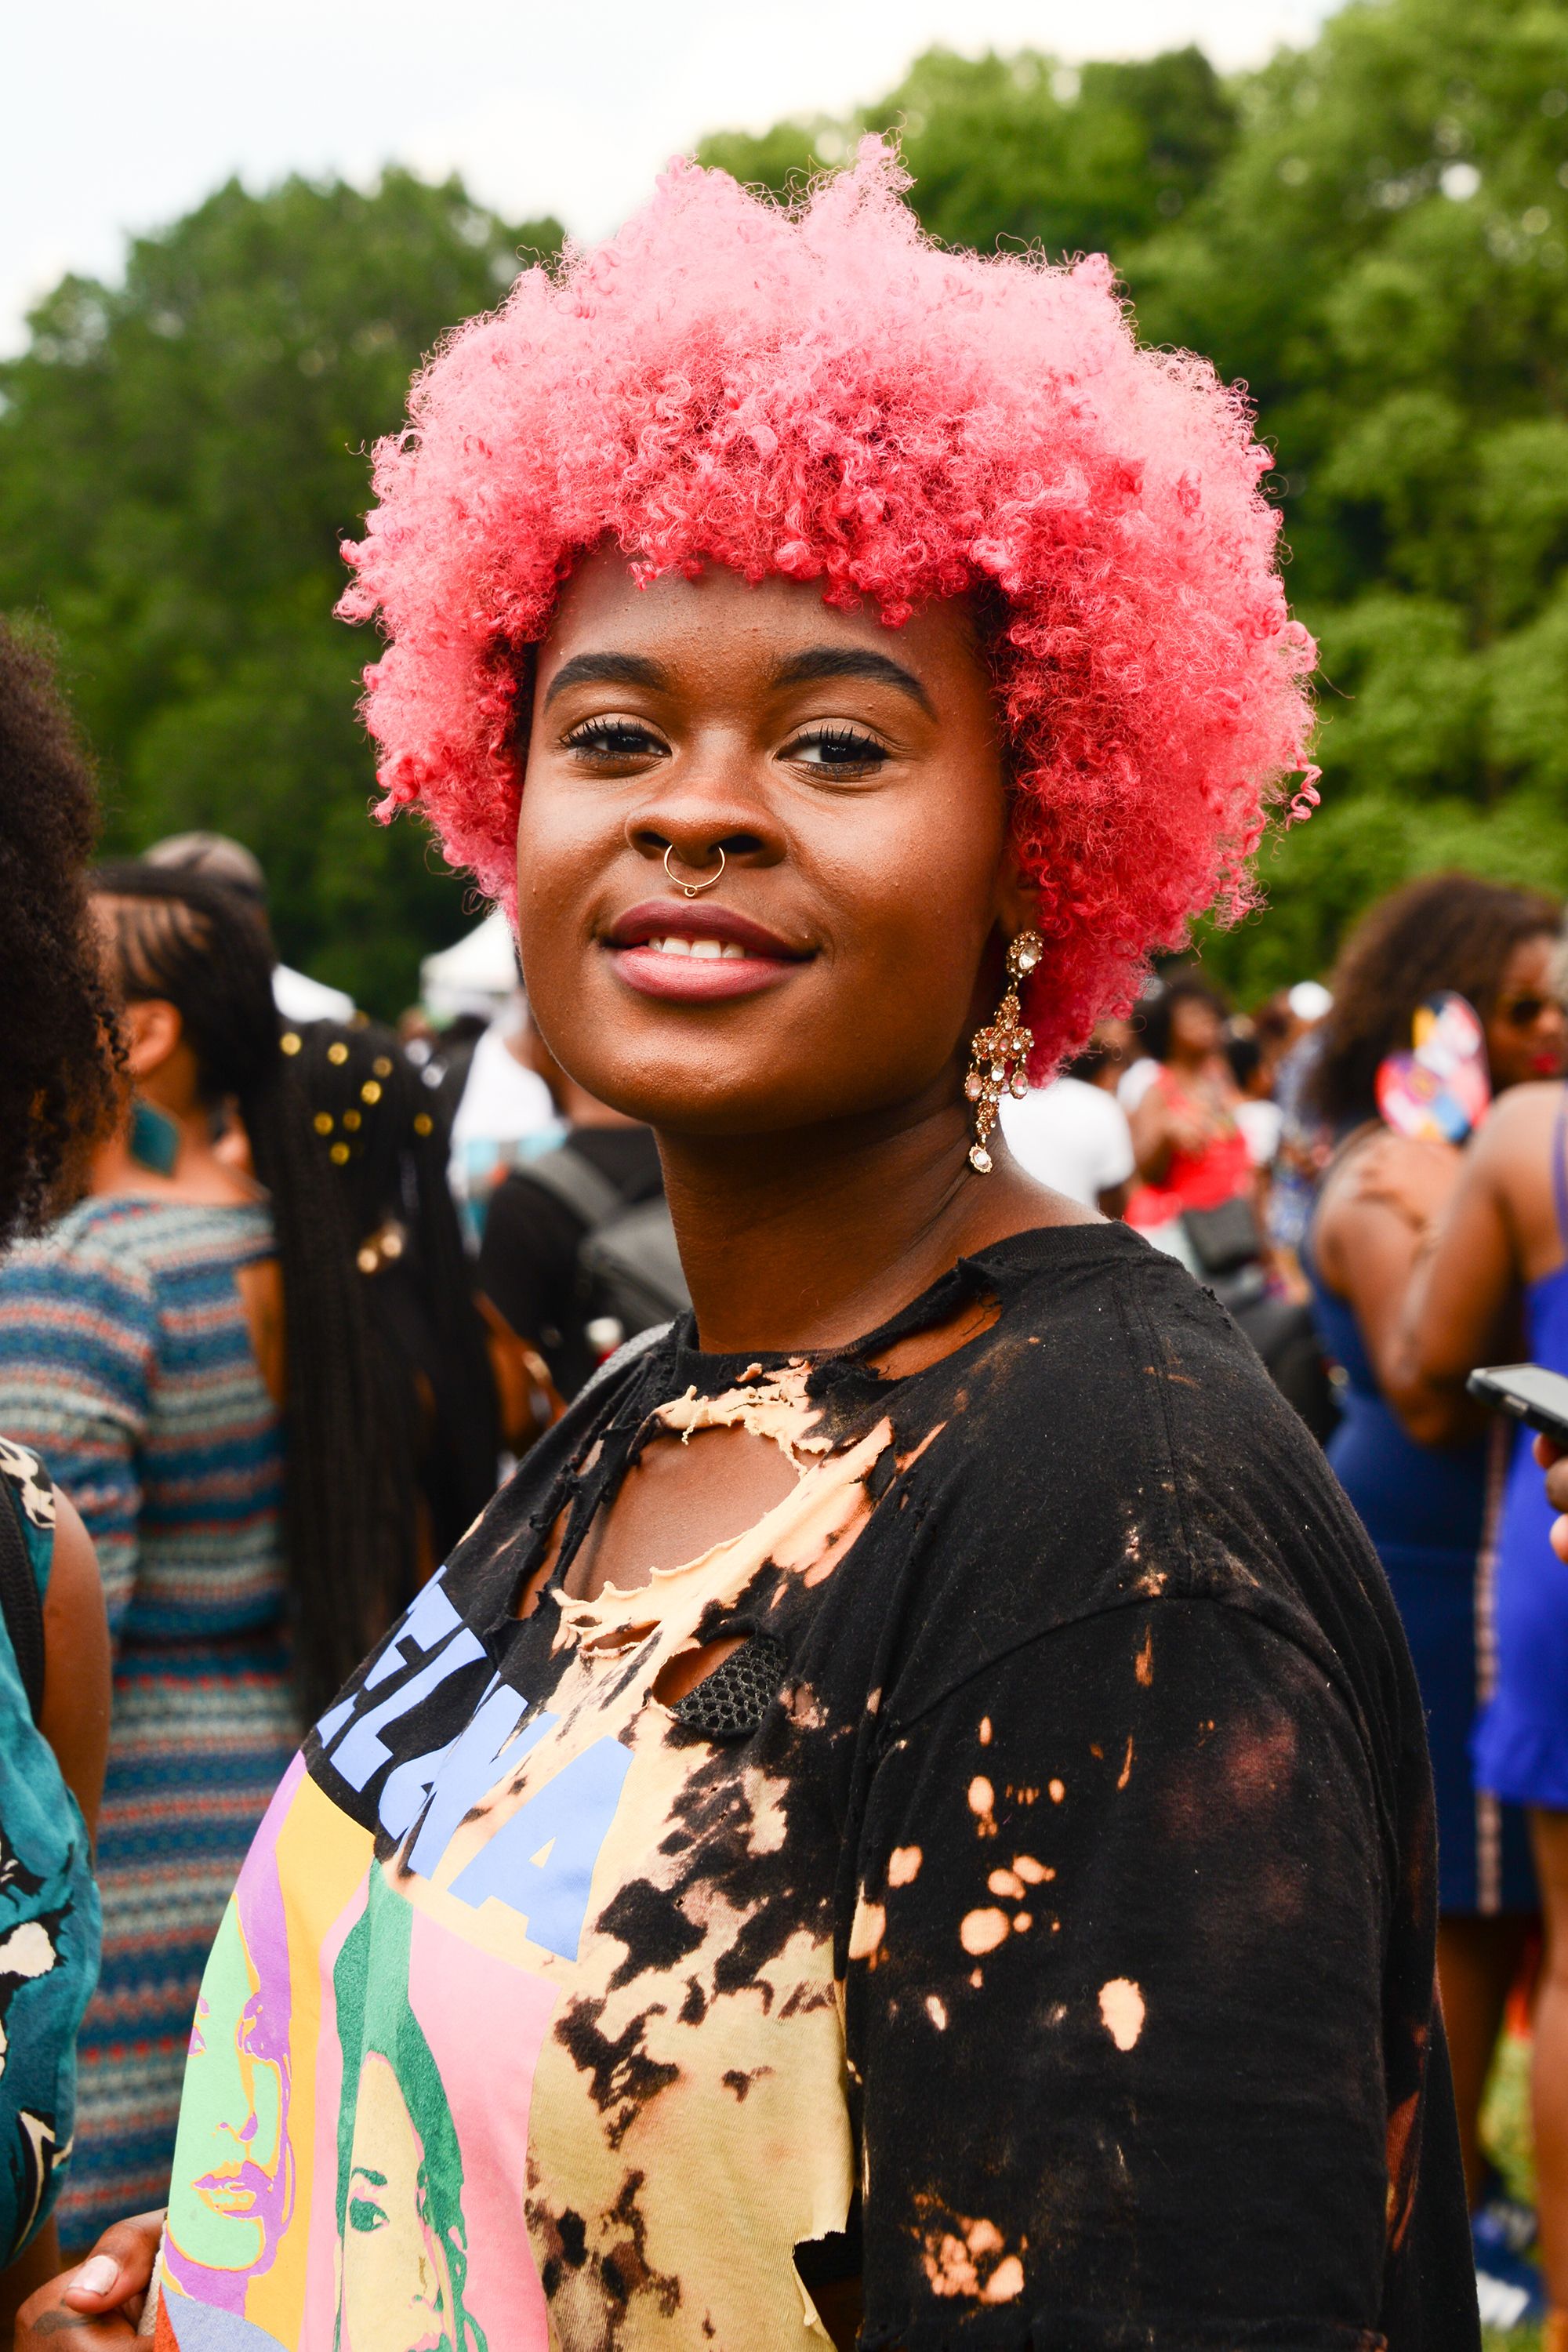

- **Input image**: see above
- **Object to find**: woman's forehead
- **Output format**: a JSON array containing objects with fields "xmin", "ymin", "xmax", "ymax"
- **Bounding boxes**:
[{"xmin": 536, "ymin": 549, "xmax": 982, "ymax": 699}]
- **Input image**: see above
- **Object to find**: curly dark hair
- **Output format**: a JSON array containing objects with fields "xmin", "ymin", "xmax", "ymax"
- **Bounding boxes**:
[
  {"xmin": 0, "ymin": 623, "xmax": 117, "ymax": 1244},
  {"xmin": 1305, "ymin": 872, "xmax": 1561, "ymax": 1128}
]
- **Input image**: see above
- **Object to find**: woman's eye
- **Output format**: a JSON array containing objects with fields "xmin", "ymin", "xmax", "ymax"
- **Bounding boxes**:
[
  {"xmin": 562, "ymin": 717, "xmax": 666, "ymax": 761},
  {"xmin": 348, "ymin": 2195, "xmax": 387, "ymax": 2234},
  {"xmin": 782, "ymin": 725, "xmax": 890, "ymax": 777}
]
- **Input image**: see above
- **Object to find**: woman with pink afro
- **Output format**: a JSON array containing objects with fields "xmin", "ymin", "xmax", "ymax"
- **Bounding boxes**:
[{"xmin": 28, "ymin": 148, "xmax": 1473, "ymax": 2352}]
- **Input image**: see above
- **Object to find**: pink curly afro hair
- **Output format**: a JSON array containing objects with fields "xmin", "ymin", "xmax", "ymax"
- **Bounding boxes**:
[{"xmin": 339, "ymin": 141, "xmax": 1316, "ymax": 1073}]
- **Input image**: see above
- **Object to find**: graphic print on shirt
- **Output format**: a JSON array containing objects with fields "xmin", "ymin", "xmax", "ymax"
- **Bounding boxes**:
[{"xmin": 158, "ymin": 1359, "xmax": 895, "ymax": 2351}]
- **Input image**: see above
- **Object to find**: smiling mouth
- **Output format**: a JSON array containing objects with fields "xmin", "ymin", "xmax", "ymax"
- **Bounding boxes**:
[
  {"xmin": 639, "ymin": 935, "xmax": 750, "ymax": 961},
  {"xmin": 604, "ymin": 898, "xmax": 811, "ymax": 1003}
]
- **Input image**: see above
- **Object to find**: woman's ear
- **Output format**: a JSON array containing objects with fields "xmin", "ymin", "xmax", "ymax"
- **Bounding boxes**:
[
  {"xmin": 121, "ymin": 997, "xmax": 184, "ymax": 1083},
  {"xmin": 994, "ymin": 847, "xmax": 1040, "ymax": 946}
]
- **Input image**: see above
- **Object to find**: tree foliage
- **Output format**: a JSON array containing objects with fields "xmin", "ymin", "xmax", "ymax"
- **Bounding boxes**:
[
  {"xmin": 702, "ymin": 0, "xmax": 1568, "ymax": 997},
  {"xmin": 0, "ymin": 172, "xmax": 561, "ymax": 1011},
  {"xmin": 6, "ymin": 1, "xmax": 1568, "ymax": 1007}
]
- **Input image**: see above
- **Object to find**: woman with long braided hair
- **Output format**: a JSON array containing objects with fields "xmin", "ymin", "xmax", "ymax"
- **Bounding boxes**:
[{"xmin": 0, "ymin": 860, "xmax": 397, "ymax": 2252}]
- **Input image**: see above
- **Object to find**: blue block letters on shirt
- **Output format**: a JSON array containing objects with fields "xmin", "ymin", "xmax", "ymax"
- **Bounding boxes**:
[
  {"xmin": 451, "ymin": 1736, "xmax": 634, "ymax": 1960},
  {"xmin": 404, "ymin": 1683, "xmax": 556, "ymax": 1875},
  {"xmin": 318, "ymin": 1573, "xmax": 485, "ymax": 1780}
]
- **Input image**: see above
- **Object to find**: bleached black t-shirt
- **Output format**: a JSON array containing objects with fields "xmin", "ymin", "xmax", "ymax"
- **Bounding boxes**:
[{"xmin": 154, "ymin": 1221, "xmax": 1475, "ymax": 2352}]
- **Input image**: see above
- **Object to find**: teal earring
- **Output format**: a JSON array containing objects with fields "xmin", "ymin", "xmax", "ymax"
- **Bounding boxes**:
[{"xmin": 129, "ymin": 1097, "xmax": 181, "ymax": 1177}]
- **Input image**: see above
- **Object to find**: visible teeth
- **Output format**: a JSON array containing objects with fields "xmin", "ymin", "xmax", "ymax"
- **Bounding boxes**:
[{"xmin": 647, "ymin": 937, "xmax": 749, "ymax": 960}]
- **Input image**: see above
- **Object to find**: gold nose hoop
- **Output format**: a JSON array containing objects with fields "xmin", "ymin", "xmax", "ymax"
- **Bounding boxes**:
[{"xmin": 663, "ymin": 843, "xmax": 726, "ymax": 898}]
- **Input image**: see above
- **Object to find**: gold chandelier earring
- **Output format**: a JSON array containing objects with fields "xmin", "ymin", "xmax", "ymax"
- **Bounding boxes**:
[{"xmin": 964, "ymin": 930, "xmax": 1043, "ymax": 1174}]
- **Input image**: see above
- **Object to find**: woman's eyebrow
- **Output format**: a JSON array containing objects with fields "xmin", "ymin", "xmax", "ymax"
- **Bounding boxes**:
[
  {"xmin": 543, "ymin": 652, "xmax": 670, "ymax": 708},
  {"xmin": 771, "ymin": 646, "xmax": 935, "ymax": 716}
]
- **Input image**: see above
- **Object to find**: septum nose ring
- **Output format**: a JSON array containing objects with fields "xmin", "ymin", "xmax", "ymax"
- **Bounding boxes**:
[{"xmin": 663, "ymin": 842, "xmax": 726, "ymax": 898}]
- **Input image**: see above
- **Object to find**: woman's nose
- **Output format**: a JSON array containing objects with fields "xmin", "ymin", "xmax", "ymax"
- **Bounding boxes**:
[{"xmin": 626, "ymin": 808, "xmax": 771, "ymax": 871}]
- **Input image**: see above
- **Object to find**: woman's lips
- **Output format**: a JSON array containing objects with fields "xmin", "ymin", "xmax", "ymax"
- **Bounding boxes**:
[{"xmin": 604, "ymin": 899, "xmax": 809, "ymax": 1004}]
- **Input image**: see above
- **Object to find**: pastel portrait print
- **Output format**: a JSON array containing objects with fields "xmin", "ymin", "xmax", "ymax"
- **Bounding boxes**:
[
  {"xmin": 164, "ymin": 1826, "xmax": 294, "ymax": 2307},
  {"xmin": 332, "ymin": 1871, "xmax": 485, "ymax": 2352}
]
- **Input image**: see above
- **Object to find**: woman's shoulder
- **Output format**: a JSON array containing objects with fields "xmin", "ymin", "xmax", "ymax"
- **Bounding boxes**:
[
  {"xmin": 884, "ymin": 1226, "xmax": 1388, "ymax": 1707},
  {"xmin": 0, "ymin": 1437, "xmax": 54, "ymax": 1598},
  {"xmin": 1473, "ymin": 1079, "xmax": 1563, "ymax": 1171},
  {"xmin": 52, "ymin": 1192, "xmax": 272, "ymax": 1272}
]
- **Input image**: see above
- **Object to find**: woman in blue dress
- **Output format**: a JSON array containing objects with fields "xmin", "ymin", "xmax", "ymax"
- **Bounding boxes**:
[
  {"xmin": 1386, "ymin": 957, "xmax": 1568, "ymax": 2343},
  {"xmin": 0, "ymin": 621, "xmax": 114, "ymax": 2325},
  {"xmin": 1304, "ymin": 874, "xmax": 1565, "ymax": 2245}
]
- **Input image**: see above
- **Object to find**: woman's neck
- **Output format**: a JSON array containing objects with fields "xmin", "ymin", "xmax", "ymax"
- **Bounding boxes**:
[
  {"xmin": 657, "ymin": 1082, "xmax": 1095, "ymax": 1356},
  {"xmin": 92, "ymin": 1098, "xmax": 260, "ymax": 1208}
]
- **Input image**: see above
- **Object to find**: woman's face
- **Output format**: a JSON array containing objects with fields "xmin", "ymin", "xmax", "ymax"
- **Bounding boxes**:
[
  {"xmin": 1486, "ymin": 933, "xmax": 1566, "ymax": 1092},
  {"xmin": 168, "ymin": 1900, "xmax": 286, "ymax": 2275},
  {"xmin": 516, "ymin": 553, "xmax": 1020, "ymax": 1138},
  {"xmin": 1168, "ymin": 994, "xmax": 1223, "ymax": 1062},
  {"xmin": 339, "ymin": 2053, "xmax": 456, "ymax": 2352}
]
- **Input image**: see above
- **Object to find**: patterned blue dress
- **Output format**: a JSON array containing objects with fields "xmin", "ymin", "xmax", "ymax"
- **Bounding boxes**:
[
  {"xmin": 0, "ymin": 1200, "xmax": 299, "ymax": 2248},
  {"xmin": 0, "ymin": 1439, "xmax": 100, "ymax": 2259}
]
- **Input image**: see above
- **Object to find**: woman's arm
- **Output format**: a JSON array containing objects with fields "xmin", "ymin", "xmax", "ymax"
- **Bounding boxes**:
[
  {"xmin": 1388, "ymin": 1124, "xmax": 1523, "ymax": 1445},
  {"xmin": 1128, "ymin": 1076, "xmax": 1196, "ymax": 1186},
  {"xmin": 0, "ymin": 1501, "xmax": 111, "ymax": 2330},
  {"xmin": 1314, "ymin": 1140, "xmax": 1483, "ymax": 1446},
  {"xmin": 40, "ymin": 1494, "xmax": 111, "ymax": 1840},
  {"xmin": 0, "ymin": 1246, "xmax": 156, "ymax": 1642},
  {"xmin": 846, "ymin": 1603, "xmax": 1418, "ymax": 2336}
]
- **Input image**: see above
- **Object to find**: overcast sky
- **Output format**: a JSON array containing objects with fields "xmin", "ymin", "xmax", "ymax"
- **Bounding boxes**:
[{"xmin": 3, "ymin": 0, "xmax": 1338, "ymax": 354}]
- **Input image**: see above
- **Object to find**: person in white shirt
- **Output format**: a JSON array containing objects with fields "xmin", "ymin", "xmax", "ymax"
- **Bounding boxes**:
[
  {"xmin": 448, "ymin": 991, "xmax": 561, "ymax": 1236},
  {"xmin": 1001, "ymin": 1022, "xmax": 1136, "ymax": 1214}
]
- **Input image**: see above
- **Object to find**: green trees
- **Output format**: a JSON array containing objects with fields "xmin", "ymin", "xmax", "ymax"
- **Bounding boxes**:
[
  {"xmin": 5, "ymin": 0, "xmax": 1568, "ymax": 1005},
  {"xmin": 0, "ymin": 172, "xmax": 560, "ymax": 1011},
  {"xmin": 702, "ymin": 44, "xmax": 1236, "ymax": 258},
  {"xmin": 702, "ymin": 0, "xmax": 1568, "ymax": 996}
]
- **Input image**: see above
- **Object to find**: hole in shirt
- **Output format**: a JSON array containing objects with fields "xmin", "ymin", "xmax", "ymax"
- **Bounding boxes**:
[
  {"xmin": 653, "ymin": 1634, "xmax": 750, "ymax": 1708},
  {"xmin": 582, "ymin": 1621, "xmax": 659, "ymax": 1657},
  {"xmin": 662, "ymin": 1632, "xmax": 788, "ymax": 1739},
  {"xmin": 861, "ymin": 1288, "xmax": 1000, "ymax": 1381},
  {"xmin": 233, "ymin": 1255, "xmax": 286, "ymax": 1407},
  {"xmin": 563, "ymin": 1422, "xmax": 804, "ymax": 1604}
]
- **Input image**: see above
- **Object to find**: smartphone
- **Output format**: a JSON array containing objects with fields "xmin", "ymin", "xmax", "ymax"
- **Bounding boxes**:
[{"xmin": 1468, "ymin": 1363, "xmax": 1568, "ymax": 1447}]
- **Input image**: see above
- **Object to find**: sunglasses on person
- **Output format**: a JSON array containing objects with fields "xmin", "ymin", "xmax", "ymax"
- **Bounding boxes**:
[{"xmin": 1497, "ymin": 993, "xmax": 1566, "ymax": 1028}]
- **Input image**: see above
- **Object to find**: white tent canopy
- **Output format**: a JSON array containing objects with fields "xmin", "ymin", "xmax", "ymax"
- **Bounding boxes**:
[{"xmin": 420, "ymin": 908, "xmax": 517, "ymax": 1022}]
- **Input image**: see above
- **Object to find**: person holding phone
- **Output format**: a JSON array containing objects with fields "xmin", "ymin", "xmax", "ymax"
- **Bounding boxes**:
[
  {"xmin": 1300, "ymin": 876, "xmax": 1563, "ymax": 2270},
  {"xmin": 1370, "ymin": 946, "xmax": 1568, "ymax": 2340}
]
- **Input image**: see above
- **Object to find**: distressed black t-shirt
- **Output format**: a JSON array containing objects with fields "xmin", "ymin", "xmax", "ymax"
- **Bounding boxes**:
[{"xmin": 153, "ymin": 1221, "xmax": 1475, "ymax": 2352}]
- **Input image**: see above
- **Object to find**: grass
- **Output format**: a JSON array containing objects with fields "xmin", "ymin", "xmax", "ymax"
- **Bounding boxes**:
[{"xmin": 1480, "ymin": 2027, "xmax": 1541, "ymax": 2352}]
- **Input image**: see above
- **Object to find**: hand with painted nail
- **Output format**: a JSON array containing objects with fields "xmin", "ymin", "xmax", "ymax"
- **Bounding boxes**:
[
  {"xmin": 14, "ymin": 2212, "xmax": 163, "ymax": 2347},
  {"xmin": 1532, "ymin": 1433, "xmax": 1568, "ymax": 1563}
]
